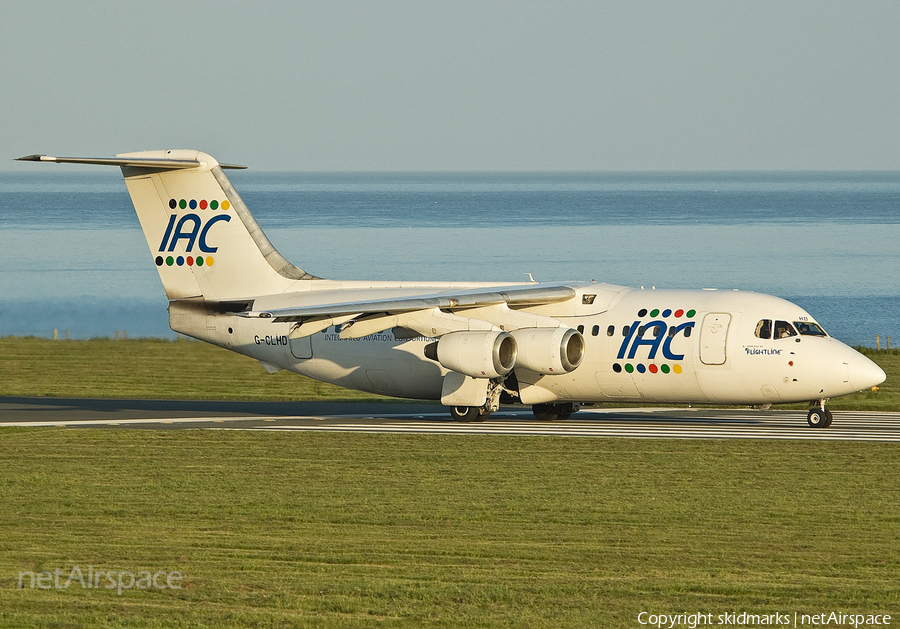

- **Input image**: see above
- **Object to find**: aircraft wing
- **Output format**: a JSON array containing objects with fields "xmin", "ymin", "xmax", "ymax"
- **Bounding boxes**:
[
  {"xmin": 256, "ymin": 283, "xmax": 577, "ymax": 321},
  {"xmin": 249, "ymin": 282, "xmax": 586, "ymax": 339}
]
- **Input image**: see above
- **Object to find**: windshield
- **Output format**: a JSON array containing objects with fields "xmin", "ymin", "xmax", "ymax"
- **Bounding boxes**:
[
  {"xmin": 774, "ymin": 321, "xmax": 797, "ymax": 339},
  {"xmin": 755, "ymin": 318, "xmax": 828, "ymax": 339},
  {"xmin": 794, "ymin": 321, "xmax": 827, "ymax": 337}
]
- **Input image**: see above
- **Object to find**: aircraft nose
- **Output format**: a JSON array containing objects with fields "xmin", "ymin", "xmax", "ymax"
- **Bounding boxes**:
[{"xmin": 848, "ymin": 353, "xmax": 886, "ymax": 391}]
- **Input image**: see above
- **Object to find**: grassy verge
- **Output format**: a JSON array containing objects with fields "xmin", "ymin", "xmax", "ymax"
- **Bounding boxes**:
[
  {"xmin": 1, "ymin": 337, "xmax": 897, "ymax": 410},
  {"xmin": 1, "ymin": 430, "xmax": 898, "ymax": 628},
  {"xmin": 0, "ymin": 336, "xmax": 389, "ymax": 402}
]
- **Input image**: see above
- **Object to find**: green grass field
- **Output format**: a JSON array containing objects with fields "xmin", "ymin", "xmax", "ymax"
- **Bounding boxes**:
[
  {"xmin": 2, "ymin": 338, "xmax": 899, "ymax": 626},
  {"xmin": 0, "ymin": 337, "xmax": 386, "ymax": 402},
  {"xmin": 1, "ymin": 430, "xmax": 898, "ymax": 628},
  {"xmin": 1, "ymin": 337, "xmax": 897, "ymax": 410}
]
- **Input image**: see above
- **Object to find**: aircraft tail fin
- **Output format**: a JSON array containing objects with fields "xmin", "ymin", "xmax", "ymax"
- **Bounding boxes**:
[{"xmin": 18, "ymin": 150, "xmax": 318, "ymax": 300}]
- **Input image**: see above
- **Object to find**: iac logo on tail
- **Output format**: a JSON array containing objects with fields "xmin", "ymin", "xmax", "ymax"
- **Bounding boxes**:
[{"xmin": 155, "ymin": 198, "xmax": 231, "ymax": 267}]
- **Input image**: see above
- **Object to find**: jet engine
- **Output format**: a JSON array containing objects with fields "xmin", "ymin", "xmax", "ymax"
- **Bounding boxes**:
[
  {"xmin": 509, "ymin": 327, "xmax": 584, "ymax": 374},
  {"xmin": 424, "ymin": 331, "xmax": 517, "ymax": 379}
]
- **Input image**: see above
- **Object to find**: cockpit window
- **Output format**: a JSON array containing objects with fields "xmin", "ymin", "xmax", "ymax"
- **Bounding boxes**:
[
  {"xmin": 773, "ymin": 320, "xmax": 797, "ymax": 339},
  {"xmin": 754, "ymin": 319, "xmax": 772, "ymax": 340},
  {"xmin": 795, "ymin": 321, "xmax": 827, "ymax": 337}
]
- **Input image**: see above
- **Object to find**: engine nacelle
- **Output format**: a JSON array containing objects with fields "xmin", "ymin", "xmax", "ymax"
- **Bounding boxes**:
[
  {"xmin": 427, "ymin": 331, "xmax": 518, "ymax": 379},
  {"xmin": 509, "ymin": 327, "xmax": 584, "ymax": 374}
]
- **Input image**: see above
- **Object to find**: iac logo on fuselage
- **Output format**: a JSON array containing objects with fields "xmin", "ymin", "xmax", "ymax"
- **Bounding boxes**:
[
  {"xmin": 154, "ymin": 198, "xmax": 231, "ymax": 268},
  {"xmin": 612, "ymin": 308, "xmax": 696, "ymax": 375}
]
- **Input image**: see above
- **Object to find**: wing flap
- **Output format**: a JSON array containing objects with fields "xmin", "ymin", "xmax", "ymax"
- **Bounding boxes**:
[{"xmin": 289, "ymin": 313, "xmax": 361, "ymax": 339}]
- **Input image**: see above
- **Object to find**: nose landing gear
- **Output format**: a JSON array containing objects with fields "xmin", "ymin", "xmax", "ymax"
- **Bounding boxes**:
[{"xmin": 807, "ymin": 400, "xmax": 833, "ymax": 428}]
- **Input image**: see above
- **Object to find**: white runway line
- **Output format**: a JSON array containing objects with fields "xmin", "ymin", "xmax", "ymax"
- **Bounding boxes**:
[
  {"xmin": 225, "ymin": 415, "xmax": 900, "ymax": 442},
  {"xmin": 3, "ymin": 409, "xmax": 898, "ymax": 441}
]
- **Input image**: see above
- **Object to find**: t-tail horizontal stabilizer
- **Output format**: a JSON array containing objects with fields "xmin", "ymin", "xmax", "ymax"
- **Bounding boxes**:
[
  {"xmin": 16, "ymin": 154, "xmax": 247, "ymax": 170},
  {"xmin": 18, "ymin": 150, "xmax": 317, "ymax": 301}
]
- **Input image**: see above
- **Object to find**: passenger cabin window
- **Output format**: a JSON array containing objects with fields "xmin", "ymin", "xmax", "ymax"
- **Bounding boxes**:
[
  {"xmin": 795, "ymin": 321, "xmax": 827, "ymax": 337},
  {"xmin": 577, "ymin": 325, "xmax": 585, "ymax": 334},
  {"xmin": 755, "ymin": 319, "xmax": 772, "ymax": 339},
  {"xmin": 774, "ymin": 320, "xmax": 797, "ymax": 339},
  {"xmin": 607, "ymin": 325, "xmax": 615, "ymax": 337},
  {"xmin": 591, "ymin": 325, "xmax": 600, "ymax": 336},
  {"xmin": 623, "ymin": 325, "xmax": 630, "ymax": 337}
]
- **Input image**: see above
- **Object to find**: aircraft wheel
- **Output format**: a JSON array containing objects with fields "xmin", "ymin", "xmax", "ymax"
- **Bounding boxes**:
[
  {"xmin": 451, "ymin": 406, "xmax": 482, "ymax": 422},
  {"xmin": 807, "ymin": 408, "xmax": 829, "ymax": 428},
  {"xmin": 532, "ymin": 403, "xmax": 561, "ymax": 421},
  {"xmin": 822, "ymin": 408, "xmax": 834, "ymax": 428},
  {"xmin": 556, "ymin": 403, "xmax": 577, "ymax": 420}
]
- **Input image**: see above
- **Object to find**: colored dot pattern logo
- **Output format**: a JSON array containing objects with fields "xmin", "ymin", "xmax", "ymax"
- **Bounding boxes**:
[
  {"xmin": 612, "ymin": 307, "xmax": 697, "ymax": 375},
  {"xmin": 155, "ymin": 255, "xmax": 215, "ymax": 267},
  {"xmin": 156, "ymin": 199, "xmax": 229, "ymax": 267},
  {"xmin": 637, "ymin": 307, "xmax": 694, "ymax": 319},
  {"xmin": 614, "ymin": 362, "xmax": 684, "ymax": 375},
  {"xmin": 168, "ymin": 198, "xmax": 230, "ymax": 211}
]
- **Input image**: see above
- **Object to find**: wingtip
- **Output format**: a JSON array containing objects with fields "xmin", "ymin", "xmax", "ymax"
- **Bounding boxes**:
[{"xmin": 15, "ymin": 154, "xmax": 49, "ymax": 162}]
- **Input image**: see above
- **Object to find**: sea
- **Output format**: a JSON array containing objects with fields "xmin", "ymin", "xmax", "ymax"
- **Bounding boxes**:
[{"xmin": 1, "ymin": 170, "xmax": 898, "ymax": 347}]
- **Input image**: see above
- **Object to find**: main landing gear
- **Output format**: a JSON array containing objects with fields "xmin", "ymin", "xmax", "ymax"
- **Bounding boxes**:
[
  {"xmin": 807, "ymin": 400, "xmax": 833, "ymax": 428},
  {"xmin": 532, "ymin": 402, "xmax": 578, "ymax": 421},
  {"xmin": 448, "ymin": 378, "xmax": 508, "ymax": 422},
  {"xmin": 449, "ymin": 402, "xmax": 581, "ymax": 422},
  {"xmin": 450, "ymin": 406, "xmax": 488, "ymax": 422}
]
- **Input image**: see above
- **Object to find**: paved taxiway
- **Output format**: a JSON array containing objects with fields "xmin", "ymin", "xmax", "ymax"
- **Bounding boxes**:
[{"xmin": 1, "ymin": 397, "xmax": 899, "ymax": 441}]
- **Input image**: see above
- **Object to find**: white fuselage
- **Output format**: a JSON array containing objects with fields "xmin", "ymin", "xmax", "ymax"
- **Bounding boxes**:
[{"xmin": 177, "ymin": 280, "xmax": 883, "ymax": 407}]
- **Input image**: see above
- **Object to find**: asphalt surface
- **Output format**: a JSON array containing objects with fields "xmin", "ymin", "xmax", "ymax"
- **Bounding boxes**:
[{"xmin": 1, "ymin": 397, "xmax": 899, "ymax": 441}]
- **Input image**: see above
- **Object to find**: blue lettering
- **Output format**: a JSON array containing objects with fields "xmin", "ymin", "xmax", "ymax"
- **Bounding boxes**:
[
  {"xmin": 662, "ymin": 322, "xmax": 695, "ymax": 360},
  {"xmin": 615, "ymin": 319, "xmax": 696, "ymax": 361},
  {"xmin": 158, "ymin": 214, "xmax": 177, "ymax": 251},
  {"xmin": 617, "ymin": 321, "xmax": 640, "ymax": 359},
  {"xmin": 627, "ymin": 321, "xmax": 666, "ymax": 359},
  {"xmin": 198, "ymin": 215, "xmax": 231, "ymax": 253},
  {"xmin": 167, "ymin": 214, "xmax": 201, "ymax": 252},
  {"xmin": 159, "ymin": 214, "xmax": 230, "ymax": 253}
]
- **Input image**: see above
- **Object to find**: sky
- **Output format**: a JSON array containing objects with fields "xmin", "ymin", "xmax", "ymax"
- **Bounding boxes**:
[{"xmin": 3, "ymin": 1, "xmax": 899, "ymax": 171}]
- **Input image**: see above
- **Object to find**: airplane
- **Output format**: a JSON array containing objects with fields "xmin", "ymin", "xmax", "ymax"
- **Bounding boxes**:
[{"xmin": 17, "ymin": 150, "xmax": 886, "ymax": 428}]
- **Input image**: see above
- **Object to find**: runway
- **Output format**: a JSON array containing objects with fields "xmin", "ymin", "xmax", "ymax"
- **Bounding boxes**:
[{"xmin": 1, "ymin": 397, "xmax": 899, "ymax": 441}]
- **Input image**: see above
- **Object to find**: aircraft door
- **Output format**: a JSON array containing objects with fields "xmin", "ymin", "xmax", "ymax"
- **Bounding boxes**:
[
  {"xmin": 699, "ymin": 313, "xmax": 731, "ymax": 365},
  {"xmin": 289, "ymin": 325, "xmax": 313, "ymax": 360}
]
